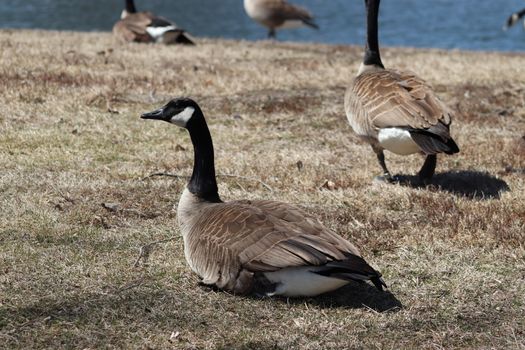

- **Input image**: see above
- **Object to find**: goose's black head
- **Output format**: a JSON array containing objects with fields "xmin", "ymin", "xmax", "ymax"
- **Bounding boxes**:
[
  {"xmin": 505, "ymin": 13, "xmax": 519, "ymax": 29},
  {"xmin": 141, "ymin": 97, "xmax": 202, "ymax": 129}
]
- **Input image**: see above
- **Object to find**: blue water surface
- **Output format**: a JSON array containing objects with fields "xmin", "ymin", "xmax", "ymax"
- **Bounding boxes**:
[{"xmin": 0, "ymin": 0, "xmax": 524, "ymax": 51}]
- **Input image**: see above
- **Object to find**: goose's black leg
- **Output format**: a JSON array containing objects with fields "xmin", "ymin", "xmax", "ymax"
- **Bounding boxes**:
[
  {"xmin": 418, "ymin": 154, "xmax": 437, "ymax": 183},
  {"xmin": 268, "ymin": 28, "xmax": 276, "ymax": 39},
  {"xmin": 372, "ymin": 145, "xmax": 393, "ymax": 182}
]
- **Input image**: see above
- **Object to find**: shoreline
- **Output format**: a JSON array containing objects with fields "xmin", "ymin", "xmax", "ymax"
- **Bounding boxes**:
[{"xmin": 1, "ymin": 28, "xmax": 525, "ymax": 54}]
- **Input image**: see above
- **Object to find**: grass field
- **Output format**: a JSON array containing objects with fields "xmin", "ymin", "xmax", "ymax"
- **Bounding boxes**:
[{"xmin": 1, "ymin": 29, "xmax": 524, "ymax": 349}]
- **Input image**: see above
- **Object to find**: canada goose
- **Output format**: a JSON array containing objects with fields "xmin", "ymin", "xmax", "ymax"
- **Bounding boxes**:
[
  {"xmin": 504, "ymin": 8, "xmax": 525, "ymax": 30},
  {"xmin": 141, "ymin": 98, "xmax": 385, "ymax": 297},
  {"xmin": 243, "ymin": 0, "xmax": 319, "ymax": 39},
  {"xmin": 113, "ymin": 0, "xmax": 195, "ymax": 45},
  {"xmin": 345, "ymin": 0, "xmax": 459, "ymax": 183}
]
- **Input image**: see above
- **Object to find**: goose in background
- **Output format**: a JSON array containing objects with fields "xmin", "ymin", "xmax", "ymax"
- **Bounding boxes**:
[
  {"xmin": 504, "ymin": 7, "xmax": 525, "ymax": 30},
  {"xmin": 113, "ymin": 0, "xmax": 195, "ymax": 45},
  {"xmin": 243, "ymin": 0, "xmax": 319, "ymax": 39},
  {"xmin": 141, "ymin": 98, "xmax": 385, "ymax": 297},
  {"xmin": 345, "ymin": 0, "xmax": 459, "ymax": 183}
]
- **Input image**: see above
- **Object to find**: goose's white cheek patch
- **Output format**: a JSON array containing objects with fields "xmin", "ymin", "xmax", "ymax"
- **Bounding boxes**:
[{"xmin": 170, "ymin": 107, "xmax": 195, "ymax": 127}]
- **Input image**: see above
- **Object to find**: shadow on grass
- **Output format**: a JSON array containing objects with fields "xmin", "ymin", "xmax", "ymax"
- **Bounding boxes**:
[
  {"xmin": 274, "ymin": 281, "xmax": 402, "ymax": 313},
  {"xmin": 5, "ymin": 282, "xmax": 400, "ymax": 337},
  {"xmin": 2, "ymin": 288, "xmax": 208, "ymax": 348},
  {"xmin": 393, "ymin": 170, "xmax": 510, "ymax": 200},
  {"xmin": 3, "ymin": 284, "xmax": 400, "ymax": 348}
]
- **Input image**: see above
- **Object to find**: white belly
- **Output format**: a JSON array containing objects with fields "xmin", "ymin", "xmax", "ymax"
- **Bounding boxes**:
[
  {"xmin": 378, "ymin": 128, "xmax": 420, "ymax": 155},
  {"xmin": 263, "ymin": 266, "xmax": 349, "ymax": 297},
  {"xmin": 146, "ymin": 25, "xmax": 177, "ymax": 41},
  {"xmin": 243, "ymin": 0, "xmax": 265, "ymax": 22}
]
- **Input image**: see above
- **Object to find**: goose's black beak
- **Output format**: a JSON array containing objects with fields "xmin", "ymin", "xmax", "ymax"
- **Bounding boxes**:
[{"xmin": 141, "ymin": 107, "xmax": 167, "ymax": 121}]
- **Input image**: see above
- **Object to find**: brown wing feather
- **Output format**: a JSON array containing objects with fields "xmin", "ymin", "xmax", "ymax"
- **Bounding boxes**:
[
  {"xmin": 125, "ymin": 12, "xmax": 157, "ymax": 26},
  {"xmin": 183, "ymin": 199, "xmax": 361, "ymax": 293},
  {"xmin": 263, "ymin": 0, "xmax": 317, "ymax": 27},
  {"xmin": 113, "ymin": 14, "xmax": 153, "ymax": 43},
  {"xmin": 346, "ymin": 69, "xmax": 454, "ymax": 136}
]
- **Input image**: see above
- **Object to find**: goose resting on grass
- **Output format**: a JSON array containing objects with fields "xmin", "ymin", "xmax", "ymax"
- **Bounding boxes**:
[
  {"xmin": 141, "ymin": 97, "xmax": 385, "ymax": 297},
  {"xmin": 345, "ymin": 0, "xmax": 459, "ymax": 183},
  {"xmin": 113, "ymin": 0, "xmax": 195, "ymax": 45}
]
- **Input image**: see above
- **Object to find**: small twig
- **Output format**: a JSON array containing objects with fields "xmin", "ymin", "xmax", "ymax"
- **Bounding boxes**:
[
  {"xmin": 142, "ymin": 172, "xmax": 274, "ymax": 192},
  {"xmin": 117, "ymin": 277, "xmax": 145, "ymax": 293},
  {"xmin": 134, "ymin": 237, "xmax": 176, "ymax": 267},
  {"xmin": 149, "ymin": 89, "xmax": 157, "ymax": 103},
  {"xmin": 218, "ymin": 173, "xmax": 273, "ymax": 192},
  {"xmin": 233, "ymin": 180, "xmax": 246, "ymax": 192},
  {"xmin": 141, "ymin": 172, "xmax": 189, "ymax": 181},
  {"xmin": 361, "ymin": 303, "xmax": 381, "ymax": 315}
]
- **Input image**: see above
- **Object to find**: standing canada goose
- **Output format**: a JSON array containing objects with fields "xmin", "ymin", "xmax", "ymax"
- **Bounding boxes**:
[
  {"xmin": 141, "ymin": 98, "xmax": 385, "ymax": 297},
  {"xmin": 243, "ymin": 0, "xmax": 319, "ymax": 39},
  {"xmin": 504, "ymin": 8, "xmax": 525, "ymax": 30},
  {"xmin": 345, "ymin": 0, "xmax": 459, "ymax": 183},
  {"xmin": 113, "ymin": 0, "xmax": 195, "ymax": 45}
]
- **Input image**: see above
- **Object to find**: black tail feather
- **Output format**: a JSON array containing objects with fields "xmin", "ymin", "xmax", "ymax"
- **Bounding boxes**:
[
  {"xmin": 302, "ymin": 18, "xmax": 319, "ymax": 30},
  {"xmin": 371, "ymin": 276, "xmax": 387, "ymax": 291},
  {"xmin": 163, "ymin": 30, "xmax": 196, "ymax": 45},
  {"xmin": 410, "ymin": 129, "xmax": 459, "ymax": 155},
  {"xmin": 314, "ymin": 254, "xmax": 386, "ymax": 291}
]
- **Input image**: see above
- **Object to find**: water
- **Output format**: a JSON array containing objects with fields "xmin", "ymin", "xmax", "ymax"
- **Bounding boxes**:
[{"xmin": 0, "ymin": 0, "xmax": 524, "ymax": 51}]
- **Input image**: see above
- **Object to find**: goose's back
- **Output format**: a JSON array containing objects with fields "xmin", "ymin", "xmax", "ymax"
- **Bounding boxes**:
[{"xmin": 345, "ymin": 69, "xmax": 454, "ymax": 138}]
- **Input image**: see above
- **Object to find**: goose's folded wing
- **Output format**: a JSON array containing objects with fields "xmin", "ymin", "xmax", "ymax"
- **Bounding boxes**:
[
  {"xmin": 185, "ymin": 200, "xmax": 361, "ymax": 287},
  {"xmin": 233, "ymin": 200, "xmax": 360, "ymax": 270},
  {"xmin": 238, "ymin": 201, "xmax": 385, "ymax": 291},
  {"xmin": 122, "ymin": 12, "xmax": 155, "ymax": 27},
  {"xmin": 113, "ymin": 13, "xmax": 158, "ymax": 43},
  {"xmin": 351, "ymin": 69, "xmax": 454, "ymax": 131},
  {"xmin": 113, "ymin": 20, "xmax": 151, "ymax": 42},
  {"xmin": 145, "ymin": 14, "xmax": 177, "ymax": 28},
  {"xmin": 264, "ymin": 0, "xmax": 317, "ymax": 27}
]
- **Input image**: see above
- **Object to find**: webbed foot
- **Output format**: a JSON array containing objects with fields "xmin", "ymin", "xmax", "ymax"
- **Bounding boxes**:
[{"xmin": 373, "ymin": 173, "xmax": 398, "ymax": 184}]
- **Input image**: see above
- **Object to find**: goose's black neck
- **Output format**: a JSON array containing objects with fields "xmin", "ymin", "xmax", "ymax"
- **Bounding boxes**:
[
  {"xmin": 125, "ymin": 0, "xmax": 137, "ymax": 13},
  {"xmin": 363, "ymin": 0, "xmax": 384, "ymax": 68},
  {"xmin": 186, "ymin": 110, "xmax": 221, "ymax": 203}
]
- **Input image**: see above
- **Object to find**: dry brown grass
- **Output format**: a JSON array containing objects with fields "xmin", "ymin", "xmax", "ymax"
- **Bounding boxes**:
[{"xmin": 1, "ymin": 29, "xmax": 524, "ymax": 349}]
